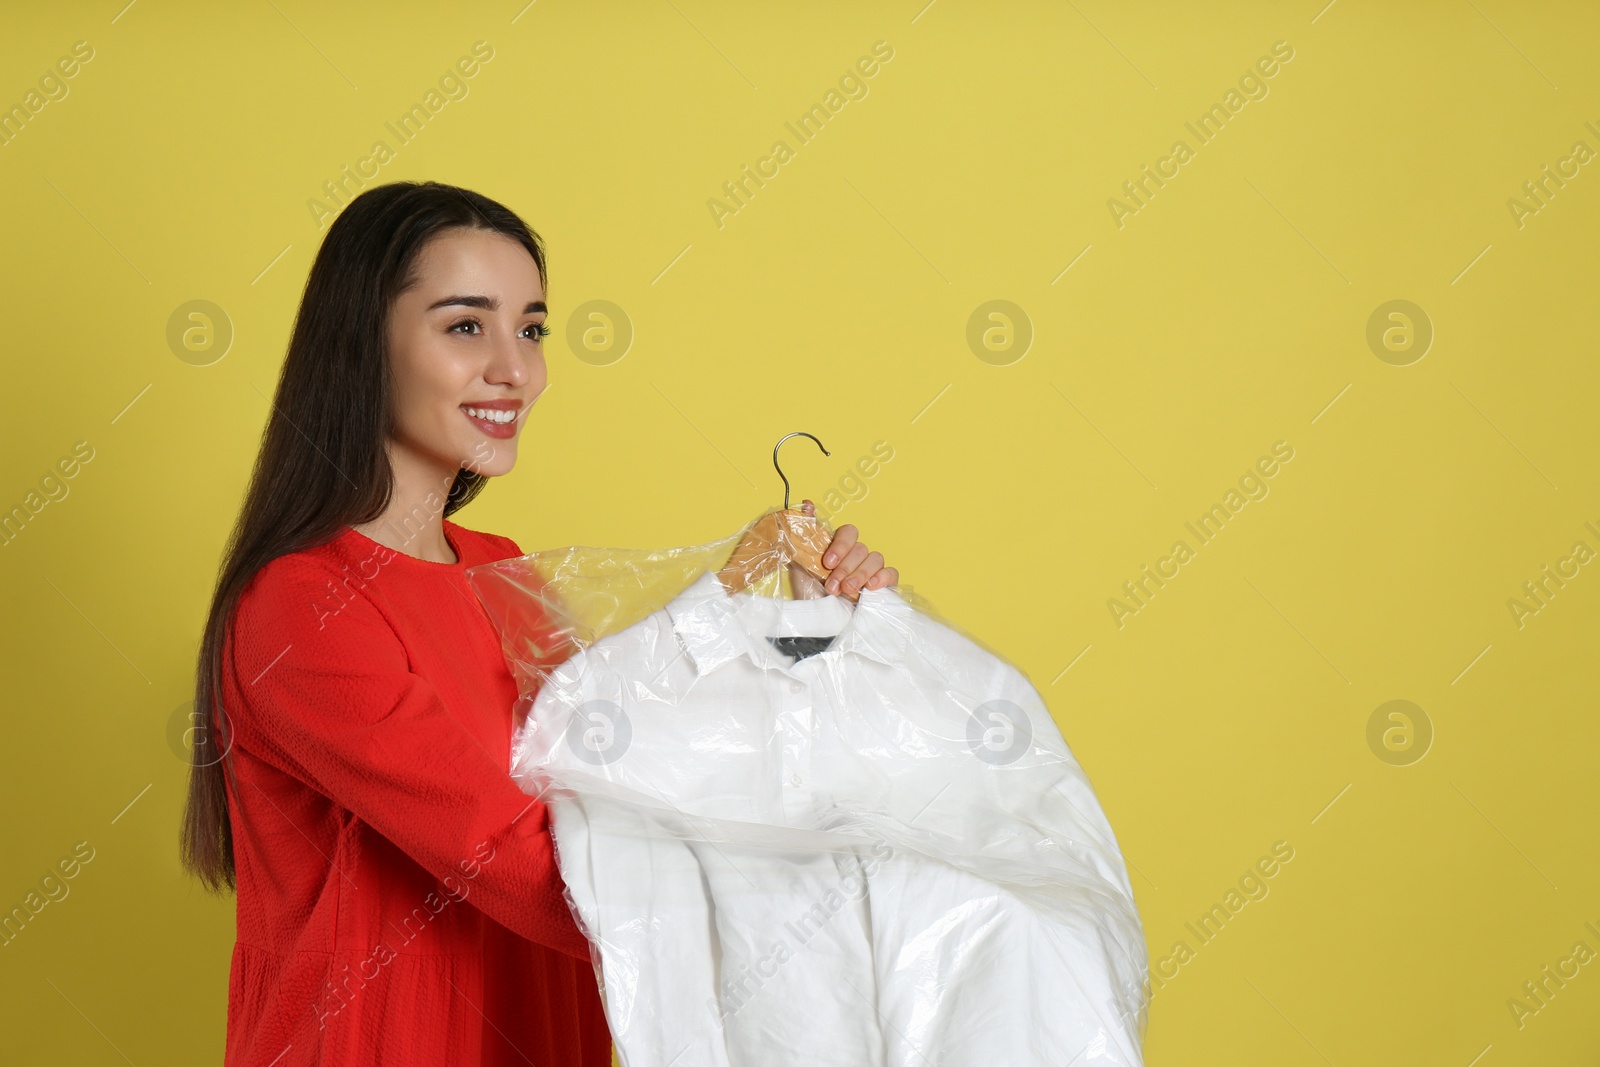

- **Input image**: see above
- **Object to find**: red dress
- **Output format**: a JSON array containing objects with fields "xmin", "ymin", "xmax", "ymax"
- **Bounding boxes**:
[{"xmin": 220, "ymin": 519, "xmax": 611, "ymax": 1066}]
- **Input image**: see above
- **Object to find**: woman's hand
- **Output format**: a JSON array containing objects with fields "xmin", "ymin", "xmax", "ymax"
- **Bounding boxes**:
[{"xmin": 799, "ymin": 499, "xmax": 899, "ymax": 595}]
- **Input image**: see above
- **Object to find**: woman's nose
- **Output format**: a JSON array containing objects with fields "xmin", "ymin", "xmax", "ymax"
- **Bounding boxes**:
[{"xmin": 486, "ymin": 334, "xmax": 531, "ymax": 386}]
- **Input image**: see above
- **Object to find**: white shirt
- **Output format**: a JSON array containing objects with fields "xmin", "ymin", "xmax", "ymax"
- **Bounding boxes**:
[{"xmin": 512, "ymin": 570, "xmax": 1149, "ymax": 1066}]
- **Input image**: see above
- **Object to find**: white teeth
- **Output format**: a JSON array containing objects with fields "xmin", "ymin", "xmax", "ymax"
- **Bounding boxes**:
[{"xmin": 464, "ymin": 406, "xmax": 516, "ymax": 424}]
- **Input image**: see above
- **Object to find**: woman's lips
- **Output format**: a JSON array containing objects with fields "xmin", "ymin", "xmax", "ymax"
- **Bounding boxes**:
[{"xmin": 461, "ymin": 406, "xmax": 519, "ymax": 439}]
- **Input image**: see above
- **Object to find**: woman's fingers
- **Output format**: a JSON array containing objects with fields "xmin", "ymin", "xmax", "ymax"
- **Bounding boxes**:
[
  {"xmin": 837, "ymin": 551, "xmax": 885, "ymax": 595},
  {"xmin": 823, "ymin": 523, "xmax": 858, "ymax": 570},
  {"xmin": 804, "ymin": 510, "xmax": 901, "ymax": 593},
  {"xmin": 827, "ymin": 543, "xmax": 871, "ymax": 594}
]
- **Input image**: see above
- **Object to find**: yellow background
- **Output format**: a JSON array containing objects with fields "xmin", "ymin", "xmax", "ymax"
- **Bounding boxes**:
[{"xmin": 2, "ymin": 0, "xmax": 1598, "ymax": 1063}]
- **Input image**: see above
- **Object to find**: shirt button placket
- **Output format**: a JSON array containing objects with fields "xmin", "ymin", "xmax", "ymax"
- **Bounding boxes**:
[{"xmin": 782, "ymin": 672, "xmax": 810, "ymax": 820}]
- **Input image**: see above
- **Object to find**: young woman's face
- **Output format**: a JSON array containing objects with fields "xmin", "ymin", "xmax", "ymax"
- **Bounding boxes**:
[{"xmin": 385, "ymin": 227, "xmax": 548, "ymax": 480}]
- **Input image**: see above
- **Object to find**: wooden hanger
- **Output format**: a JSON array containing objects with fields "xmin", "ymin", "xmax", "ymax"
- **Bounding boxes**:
[{"xmin": 716, "ymin": 432, "xmax": 858, "ymax": 602}]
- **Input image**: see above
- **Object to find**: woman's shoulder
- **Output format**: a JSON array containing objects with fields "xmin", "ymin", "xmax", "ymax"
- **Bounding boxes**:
[
  {"xmin": 239, "ymin": 532, "xmax": 352, "ymax": 602},
  {"xmin": 231, "ymin": 522, "xmax": 525, "ymax": 629},
  {"xmin": 444, "ymin": 519, "xmax": 524, "ymax": 561},
  {"xmin": 230, "ymin": 532, "xmax": 376, "ymax": 650}
]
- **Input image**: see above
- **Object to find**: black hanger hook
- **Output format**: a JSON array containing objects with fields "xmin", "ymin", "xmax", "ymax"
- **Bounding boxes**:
[{"xmin": 772, "ymin": 432, "xmax": 829, "ymax": 510}]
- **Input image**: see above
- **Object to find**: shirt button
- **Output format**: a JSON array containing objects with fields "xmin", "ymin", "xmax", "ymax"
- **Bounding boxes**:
[
  {"xmin": 789, "ymin": 680, "xmax": 804, "ymax": 695},
  {"xmin": 789, "ymin": 772, "xmax": 803, "ymax": 786}
]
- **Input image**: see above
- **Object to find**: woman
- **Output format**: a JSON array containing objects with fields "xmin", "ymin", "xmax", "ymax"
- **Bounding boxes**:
[{"xmin": 180, "ymin": 181, "xmax": 899, "ymax": 1067}]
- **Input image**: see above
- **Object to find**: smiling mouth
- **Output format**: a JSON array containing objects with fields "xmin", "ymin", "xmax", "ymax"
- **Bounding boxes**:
[
  {"xmin": 461, "ymin": 404, "xmax": 518, "ymax": 423},
  {"xmin": 461, "ymin": 404, "xmax": 521, "ymax": 438}
]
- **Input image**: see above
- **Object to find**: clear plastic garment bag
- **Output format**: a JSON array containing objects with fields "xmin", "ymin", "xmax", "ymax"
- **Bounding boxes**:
[{"xmin": 465, "ymin": 438, "xmax": 1151, "ymax": 1067}]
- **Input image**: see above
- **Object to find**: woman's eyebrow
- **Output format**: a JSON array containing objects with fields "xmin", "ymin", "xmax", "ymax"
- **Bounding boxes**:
[{"xmin": 426, "ymin": 294, "xmax": 548, "ymax": 315}]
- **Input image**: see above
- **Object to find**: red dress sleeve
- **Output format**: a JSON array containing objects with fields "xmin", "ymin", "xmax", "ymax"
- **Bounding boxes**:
[{"xmin": 226, "ymin": 555, "xmax": 592, "ymax": 961}]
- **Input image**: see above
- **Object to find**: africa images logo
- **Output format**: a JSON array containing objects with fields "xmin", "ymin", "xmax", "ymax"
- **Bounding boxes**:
[{"xmin": 564, "ymin": 699, "xmax": 632, "ymax": 765}]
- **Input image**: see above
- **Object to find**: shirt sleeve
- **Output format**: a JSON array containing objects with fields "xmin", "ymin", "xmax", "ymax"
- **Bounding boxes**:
[
  {"xmin": 889, "ymin": 610, "xmax": 1139, "ymax": 902},
  {"xmin": 225, "ymin": 555, "xmax": 593, "ymax": 962}
]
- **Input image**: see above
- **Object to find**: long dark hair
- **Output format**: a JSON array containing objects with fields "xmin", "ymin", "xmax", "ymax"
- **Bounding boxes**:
[{"xmin": 180, "ymin": 181, "xmax": 549, "ymax": 891}]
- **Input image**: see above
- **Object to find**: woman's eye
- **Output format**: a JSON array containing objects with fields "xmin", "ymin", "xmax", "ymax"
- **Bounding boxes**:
[{"xmin": 448, "ymin": 319, "xmax": 547, "ymax": 339}]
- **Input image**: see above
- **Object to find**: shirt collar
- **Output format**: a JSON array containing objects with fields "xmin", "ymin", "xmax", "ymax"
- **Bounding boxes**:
[{"xmin": 663, "ymin": 569, "xmax": 915, "ymax": 676}]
